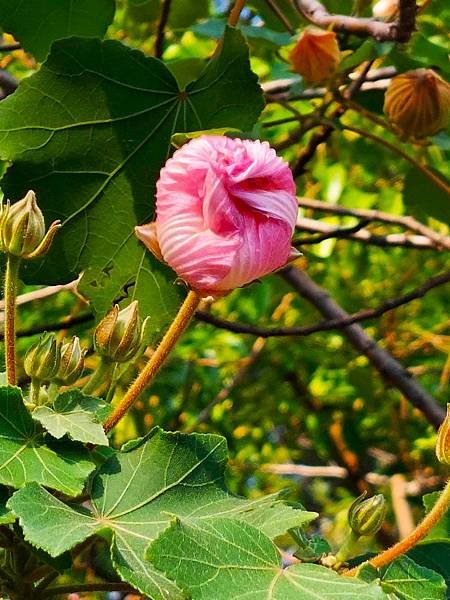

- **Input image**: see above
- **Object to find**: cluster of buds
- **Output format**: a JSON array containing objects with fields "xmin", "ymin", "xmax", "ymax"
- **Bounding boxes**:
[
  {"xmin": 290, "ymin": 27, "xmax": 341, "ymax": 85},
  {"xmin": 0, "ymin": 190, "xmax": 60, "ymax": 260},
  {"xmin": 384, "ymin": 69, "xmax": 450, "ymax": 140},
  {"xmin": 24, "ymin": 333, "xmax": 85, "ymax": 386},
  {"xmin": 94, "ymin": 300, "xmax": 148, "ymax": 364}
]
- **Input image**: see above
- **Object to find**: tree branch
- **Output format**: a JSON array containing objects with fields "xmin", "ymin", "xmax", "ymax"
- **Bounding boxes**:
[
  {"xmin": 154, "ymin": 0, "xmax": 173, "ymax": 59},
  {"xmin": 295, "ymin": 217, "xmax": 448, "ymax": 250},
  {"xmin": 0, "ymin": 69, "xmax": 18, "ymax": 100},
  {"xmin": 297, "ymin": 197, "xmax": 450, "ymax": 250},
  {"xmin": 196, "ymin": 270, "xmax": 450, "ymax": 339},
  {"xmin": 294, "ymin": 0, "xmax": 416, "ymax": 42},
  {"xmin": 263, "ymin": 0, "xmax": 296, "ymax": 34},
  {"xmin": 281, "ymin": 266, "xmax": 445, "ymax": 428}
]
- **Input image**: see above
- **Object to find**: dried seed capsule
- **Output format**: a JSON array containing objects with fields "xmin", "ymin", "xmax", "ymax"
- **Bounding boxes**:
[
  {"xmin": 94, "ymin": 301, "xmax": 143, "ymax": 363},
  {"xmin": 289, "ymin": 28, "xmax": 340, "ymax": 85},
  {"xmin": 24, "ymin": 332, "xmax": 61, "ymax": 382},
  {"xmin": 348, "ymin": 492, "xmax": 386, "ymax": 537},
  {"xmin": 384, "ymin": 69, "xmax": 450, "ymax": 140}
]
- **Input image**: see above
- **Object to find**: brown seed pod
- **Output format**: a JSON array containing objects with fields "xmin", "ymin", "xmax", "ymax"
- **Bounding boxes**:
[
  {"xmin": 384, "ymin": 69, "xmax": 450, "ymax": 140},
  {"xmin": 289, "ymin": 28, "xmax": 340, "ymax": 85}
]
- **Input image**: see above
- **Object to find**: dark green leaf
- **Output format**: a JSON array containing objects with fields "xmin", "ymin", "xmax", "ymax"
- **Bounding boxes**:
[
  {"xmin": 422, "ymin": 492, "xmax": 450, "ymax": 541},
  {"xmin": 0, "ymin": 0, "xmax": 115, "ymax": 61},
  {"xmin": 338, "ymin": 40, "xmax": 377, "ymax": 73},
  {"xmin": 32, "ymin": 389, "xmax": 109, "ymax": 446},
  {"xmin": 192, "ymin": 19, "xmax": 292, "ymax": 47},
  {"xmin": 0, "ymin": 27, "xmax": 264, "ymax": 334},
  {"xmin": 0, "ymin": 486, "xmax": 14, "ymax": 525},
  {"xmin": 9, "ymin": 428, "xmax": 314, "ymax": 600},
  {"xmin": 147, "ymin": 517, "xmax": 388, "ymax": 599},
  {"xmin": 0, "ymin": 386, "xmax": 95, "ymax": 496},
  {"xmin": 403, "ymin": 168, "xmax": 450, "ymax": 224},
  {"xmin": 408, "ymin": 542, "xmax": 450, "ymax": 595},
  {"xmin": 380, "ymin": 555, "xmax": 446, "ymax": 600}
]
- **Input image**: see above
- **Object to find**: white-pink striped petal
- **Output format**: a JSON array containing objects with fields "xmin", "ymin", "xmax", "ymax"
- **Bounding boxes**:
[{"xmin": 136, "ymin": 135, "xmax": 298, "ymax": 297}]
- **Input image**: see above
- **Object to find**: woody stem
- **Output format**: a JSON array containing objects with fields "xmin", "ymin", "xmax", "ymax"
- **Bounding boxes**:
[
  {"xmin": 103, "ymin": 290, "xmax": 201, "ymax": 433},
  {"xmin": 345, "ymin": 478, "xmax": 450, "ymax": 576},
  {"xmin": 4, "ymin": 255, "xmax": 20, "ymax": 385}
]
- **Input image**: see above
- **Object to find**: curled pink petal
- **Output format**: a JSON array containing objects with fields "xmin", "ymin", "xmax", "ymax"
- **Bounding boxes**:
[{"xmin": 137, "ymin": 135, "xmax": 298, "ymax": 296}]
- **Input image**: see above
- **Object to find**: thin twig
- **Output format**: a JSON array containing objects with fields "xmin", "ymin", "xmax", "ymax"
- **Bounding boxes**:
[
  {"xmin": 341, "ymin": 123, "xmax": 450, "ymax": 197},
  {"xmin": 154, "ymin": 0, "xmax": 173, "ymax": 59},
  {"xmin": 0, "ymin": 43, "xmax": 21, "ymax": 52},
  {"xmin": 295, "ymin": 216, "xmax": 446, "ymax": 250},
  {"xmin": 297, "ymin": 197, "xmax": 450, "ymax": 250},
  {"xmin": 228, "ymin": 0, "xmax": 247, "ymax": 26},
  {"xmin": 196, "ymin": 270, "xmax": 450, "ymax": 340},
  {"xmin": 294, "ymin": 218, "xmax": 371, "ymax": 244},
  {"xmin": 262, "ymin": 0, "xmax": 296, "ymax": 34},
  {"xmin": 281, "ymin": 266, "xmax": 445, "ymax": 428}
]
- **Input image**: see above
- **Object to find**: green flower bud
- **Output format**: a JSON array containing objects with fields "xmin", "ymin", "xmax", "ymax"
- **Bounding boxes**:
[
  {"xmin": 24, "ymin": 332, "xmax": 61, "ymax": 382},
  {"xmin": 54, "ymin": 336, "xmax": 85, "ymax": 385},
  {"xmin": 348, "ymin": 492, "xmax": 386, "ymax": 537},
  {"xmin": 0, "ymin": 190, "xmax": 60, "ymax": 259},
  {"xmin": 436, "ymin": 405, "xmax": 450, "ymax": 466},
  {"xmin": 94, "ymin": 301, "xmax": 144, "ymax": 363}
]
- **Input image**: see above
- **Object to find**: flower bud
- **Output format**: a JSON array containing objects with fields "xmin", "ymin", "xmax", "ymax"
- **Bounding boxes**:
[
  {"xmin": 54, "ymin": 336, "xmax": 85, "ymax": 385},
  {"xmin": 94, "ymin": 301, "xmax": 143, "ymax": 363},
  {"xmin": 348, "ymin": 492, "xmax": 386, "ymax": 537},
  {"xmin": 436, "ymin": 405, "xmax": 450, "ymax": 466},
  {"xmin": 289, "ymin": 28, "xmax": 340, "ymax": 85},
  {"xmin": 384, "ymin": 69, "xmax": 450, "ymax": 140},
  {"xmin": 372, "ymin": 0, "xmax": 398, "ymax": 18},
  {"xmin": 0, "ymin": 190, "xmax": 61, "ymax": 259},
  {"xmin": 24, "ymin": 332, "xmax": 61, "ymax": 382}
]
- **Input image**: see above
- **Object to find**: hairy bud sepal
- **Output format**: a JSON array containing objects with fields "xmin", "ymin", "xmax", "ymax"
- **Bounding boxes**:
[
  {"xmin": 436, "ymin": 404, "xmax": 450, "ymax": 466},
  {"xmin": 0, "ymin": 190, "xmax": 60, "ymax": 259},
  {"xmin": 54, "ymin": 336, "xmax": 85, "ymax": 386},
  {"xmin": 94, "ymin": 301, "xmax": 147, "ymax": 363},
  {"xmin": 24, "ymin": 332, "xmax": 62, "ymax": 383},
  {"xmin": 348, "ymin": 492, "xmax": 387, "ymax": 537}
]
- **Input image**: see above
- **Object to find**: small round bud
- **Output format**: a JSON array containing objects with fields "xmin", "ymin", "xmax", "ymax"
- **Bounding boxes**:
[
  {"xmin": 372, "ymin": 0, "xmax": 398, "ymax": 18},
  {"xmin": 348, "ymin": 492, "xmax": 386, "ymax": 537},
  {"xmin": 24, "ymin": 332, "xmax": 61, "ymax": 382},
  {"xmin": 384, "ymin": 69, "xmax": 450, "ymax": 140},
  {"xmin": 54, "ymin": 336, "xmax": 85, "ymax": 385},
  {"xmin": 0, "ymin": 191, "xmax": 45, "ymax": 257},
  {"xmin": 289, "ymin": 28, "xmax": 340, "ymax": 85},
  {"xmin": 94, "ymin": 301, "xmax": 143, "ymax": 363},
  {"xmin": 436, "ymin": 405, "xmax": 450, "ymax": 466}
]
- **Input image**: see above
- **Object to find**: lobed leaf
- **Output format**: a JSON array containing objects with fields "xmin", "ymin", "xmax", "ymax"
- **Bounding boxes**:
[
  {"xmin": 8, "ymin": 428, "xmax": 314, "ymax": 600},
  {"xmin": 0, "ymin": 386, "xmax": 95, "ymax": 496}
]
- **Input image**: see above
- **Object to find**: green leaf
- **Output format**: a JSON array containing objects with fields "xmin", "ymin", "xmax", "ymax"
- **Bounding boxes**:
[
  {"xmin": 380, "ymin": 556, "xmax": 446, "ymax": 600},
  {"xmin": 192, "ymin": 19, "xmax": 292, "ymax": 47},
  {"xmin": 403, "ymin": 168, "xmax": 450, "ymax": 224},
  {"xmin": 0, "ymin": 386, "xmax": 95, "ymax": 495},
  {"xmin": 0, "ymin": 27, "xmax": 264, "ymax": 334},
  {"xmin": 32, "ymin": 389, "xmax": 109, "ymax": 446},
  {"xmin": 0, "ymin": 486, "xmax": 15, "ymax": 525},
  {"xmin": 147, "ymin": 517, "xmax": 388, "ymax": 599},
  {"xmin": 408, "ymin": 543, "xmax": 450, "ymax": 595},
  {"xmin": 0, "ymin": 0, "xmax": 115, "ymax": 61},
  {"xmin": 8, "ymin": 429, "xmax": 313, "ymax": 600},
  {"xmin": 338, "ymin": 39, "xmax": 377, "ymax": 73},
  {"xmin": 422, "ymin": 492, "xmax": 450, "ymax": 541}
]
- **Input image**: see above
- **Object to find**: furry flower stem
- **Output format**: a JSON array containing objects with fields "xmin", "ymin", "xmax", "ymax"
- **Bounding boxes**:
[
  {"xmin": 4, "ymin": 255, "xmax": 20, "ymax": 385},
  {"xmin": 345, "ymin": 479, "xmax": 450, "ymax": 576},
  {"xmin": 104, "ymin": 290, "xmax": 201, "ymax": 433}
]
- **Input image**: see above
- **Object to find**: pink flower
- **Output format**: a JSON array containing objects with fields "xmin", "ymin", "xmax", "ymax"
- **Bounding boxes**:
[{"xmin": 136, "ymin": 135, "xmax": 298, "ymax": 297}]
